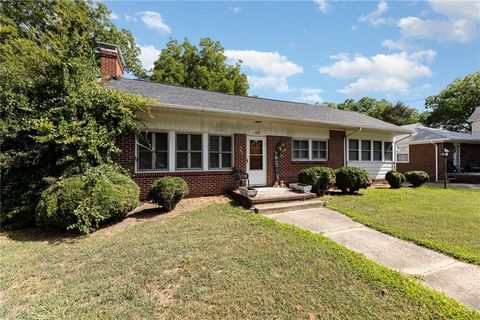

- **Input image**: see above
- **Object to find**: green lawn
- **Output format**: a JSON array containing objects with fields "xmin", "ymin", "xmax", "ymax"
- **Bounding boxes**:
[
  {"xmin": 1, "ymin": 202, "xmax": 477, "ymax": 319},
  {"xmin": 326, "ymin": 186, "xmax": 480, "ymax": 265}
]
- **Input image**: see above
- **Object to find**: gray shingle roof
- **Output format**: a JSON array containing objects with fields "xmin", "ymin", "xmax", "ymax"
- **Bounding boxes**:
[
  {"xmin": 400, "ymin": 124, "xmax": 480, "ymax": 143},
  {"xmin": 109, "ymin": 78, "xmax": 410, "ymax": 133},
  {"xmin": 468, "ymin": 107, "xmax": 480, "ymax": 122}
]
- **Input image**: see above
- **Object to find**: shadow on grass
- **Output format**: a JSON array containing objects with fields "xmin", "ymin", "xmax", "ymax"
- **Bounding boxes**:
[{"xmin": 327, "ymin": 190, "xmax": 365, "ymax": 197}]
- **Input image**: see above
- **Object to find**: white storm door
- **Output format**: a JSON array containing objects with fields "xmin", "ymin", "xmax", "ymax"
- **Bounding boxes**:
[{"xmin": 247, "ymin": 136, "xmax": 267, "ymax": 186}]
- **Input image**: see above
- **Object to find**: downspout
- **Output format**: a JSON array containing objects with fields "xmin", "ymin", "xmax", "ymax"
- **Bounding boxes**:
[
  {"xmin": 430, "ymin": 141, "xmax": 438, "ymax": 182},
  {"xmin": 344, "ymin": 128, "xmax": 362, "ymax": 167}
]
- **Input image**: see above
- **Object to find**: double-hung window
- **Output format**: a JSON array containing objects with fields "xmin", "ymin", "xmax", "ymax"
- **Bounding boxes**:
[
  {"xmin": 384, "ymin": 142, "xmax": 393, "ymax": 161},
  {"xmin": 137, "ymin": 132, "xmax": 168, "ymax": 171},
  {"xmin": 348, "ymin": 139, "xmax": 359, "ymax": 161},
  {"xmin": 373, "ymin": 141, "xmax": 383, "ymax": 161},
  {"xmin": 292, "ymin": 140, "xmax": 309, "ymax": 160},
  {"xmin": 361, "ymin": 140, "xmax": 372, "ymax": 161},
  {"xmin": 209, "ymin": 135, "xmax": 233, "ymax": 169},
  {"xmin": 312, "ymin": 140, "xmax": 328, "ymax": 161},
  {"xmin": 396, "ymin": 145, "xmax": 409, "ymax": 162},
  {"xmin": 176, "ymin": 134, "xmax": 202, "ymax": 170}
]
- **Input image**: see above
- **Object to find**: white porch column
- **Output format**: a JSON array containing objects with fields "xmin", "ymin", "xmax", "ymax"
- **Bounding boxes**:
[
  {"xmin": 168, "ymin": 131, "xmax": 175, "ymax": 172},
  {"xmin": 202, "ymin": 132, "xmax": 209, "ymax": 171}
]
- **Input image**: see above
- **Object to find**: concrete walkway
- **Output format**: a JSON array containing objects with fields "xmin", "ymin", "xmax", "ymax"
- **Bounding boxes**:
[{"xmin": 265, "ymin": 207, "xmax": 480, "ymax": 311}]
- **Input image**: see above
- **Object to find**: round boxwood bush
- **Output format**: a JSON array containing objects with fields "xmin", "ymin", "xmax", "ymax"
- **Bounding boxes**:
[
  {"xmin": 385, "ymin": 170, "xmax": 406, "ymax": 189},
  {"xmin": 298, "ymin": 166, "xmax": 336, "ymax": 196},
  {"xmin": 36, "ymin": 165, "xmax": 139, "ymax": 234},
  {"xmin": 405, "ymin": 170, "xmax": 429, "ymax": 187},
  {"xmin": 335, "ymin": 166, "xmax": 372, "ymax": 194},
  {"xmin": 148, "ymin": 177, "xmax": 189, "ymax": 211}
]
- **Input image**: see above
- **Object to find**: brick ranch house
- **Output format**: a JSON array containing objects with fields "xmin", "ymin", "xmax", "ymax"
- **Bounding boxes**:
[
  {"xmin": 99, "ymin": 43, "xmax": 411, "ymax": 198},
  {"xmin": 396, "ymin": 113, "xmax": 480, "ymax": 182}
]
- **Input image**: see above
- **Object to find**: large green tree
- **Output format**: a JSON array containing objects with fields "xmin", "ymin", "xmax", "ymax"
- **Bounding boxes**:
[
  {"xmin": 423, "ymin": 72, "xmax": 480, "ymax": 132},
  {"xmin": 323, "ymin": 97, "xmax": 421, "ymax": 126},
  {"xmin": 0, "ymin": 0, "xmax": 149, "ymax": 228},
  {"xmin": 150, "ymin": 38, "xmax": 249, "ymax": 95}
]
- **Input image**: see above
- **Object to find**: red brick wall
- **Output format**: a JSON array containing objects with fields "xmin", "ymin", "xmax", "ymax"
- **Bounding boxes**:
[
  {"xmin": 396, "ymin": 142, "xmax": 459, "ymax": 180},
  {"xmin": 266, "ymin": 130, "xmax": 345, "ymax": 185},
  {"xmin": 114, "ymin": 130, "xmax": 345, "ymax": 199},
  {"xmin": 100, "ymin": 50, "xmax": 124, "ymax": 78},
  {"xmin": 397, "ymin": 144, "xmax": 437, "ymax": 180}
]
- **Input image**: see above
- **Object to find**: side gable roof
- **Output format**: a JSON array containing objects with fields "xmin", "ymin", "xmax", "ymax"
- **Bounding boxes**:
[
  {"xmin": 108, "ymin": 78, "xmax": 410, "ymax": 133},
  {"xmin": 399, "ymin": 123, "xmax": 480, "ymax": 143}
]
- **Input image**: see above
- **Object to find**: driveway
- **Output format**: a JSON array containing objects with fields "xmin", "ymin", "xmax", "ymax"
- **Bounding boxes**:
[{"xmin": 265, "ymin": 207, "xmax": 480, "ymax": 311}]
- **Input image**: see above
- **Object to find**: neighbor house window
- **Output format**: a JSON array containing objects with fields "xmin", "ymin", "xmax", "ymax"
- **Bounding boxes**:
[
  {"xmin": 312, "ymin": 140, "xmax": 328, "ymax": 160},
  {"xmin": 361, "ymin": 140, "xmax": 372, "ymax": 161},
  {"xmin": 384, "ymin": 142, "xmax": 393, "ymax": 161},
  {"xmin": 176, "ymin": 134, "xmax": 202, "ymax": 169},
  {"xmin": 373, "ymin": 141, "xmax": 383, "ymax": 161},
  {"xmin": 348, "ymin": 139, "xmax": 359, "ymax": 161},
  {"xmin": 137, "ymin": 132, "xmax": 168, "ymax": 171},
  {"xmin": 292, "ymin": 140, "xmax": 309, "ymax": 160},
  {"xmin": 396, "ymin": 145, "xmax": 409, "ymax": 162},
  {"xmin": 209, "ymin": 135, "xmax": 233, "ymax": 169}
]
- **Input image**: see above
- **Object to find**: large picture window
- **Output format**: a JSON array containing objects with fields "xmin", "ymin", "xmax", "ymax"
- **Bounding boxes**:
[
  {"xmin": 348, "ymin": 139, "xmax": 359, "ymax": 161},
  {"xmin": 137, "ymin": 132, "xmax": 168, "ymax": 171},
  {"xmin": 176, "ymin": 134, "xmax": 202, "ymax": 170},
  {"xmin": 292, "ymin": 139, "xmax": 328, "ymax": 161},
  {"xmin": 209, "ymin": 135, "xmax": 233, "ymax": 169}
]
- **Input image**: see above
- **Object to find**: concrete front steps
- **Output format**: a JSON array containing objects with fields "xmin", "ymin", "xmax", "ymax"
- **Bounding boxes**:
[{"xmin": 252, "ymin": 199, "xmax": 325, "ymax": 214}]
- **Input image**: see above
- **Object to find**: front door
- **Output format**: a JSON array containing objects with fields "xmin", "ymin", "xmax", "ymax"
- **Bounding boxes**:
[{"xmin": 247, "ymin": 136, "xmax": 267, "ymax": 186}]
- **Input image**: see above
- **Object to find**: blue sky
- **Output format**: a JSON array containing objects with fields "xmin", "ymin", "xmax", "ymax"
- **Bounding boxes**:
[{"xmin": 105, "ymin": 0, "xmax": 480, "ymax": 110}]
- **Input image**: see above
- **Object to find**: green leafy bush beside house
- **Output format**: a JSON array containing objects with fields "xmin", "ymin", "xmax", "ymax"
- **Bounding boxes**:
[
  {"xmin": 298, "ymin": 166, "xmax": 336, "ymax": 196},
  {"xmin": 335, "ymin": 167, "xmax": 372, "ymax": 194}
]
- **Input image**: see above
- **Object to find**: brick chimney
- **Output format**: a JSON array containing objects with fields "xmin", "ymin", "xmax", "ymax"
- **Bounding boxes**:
[{"xmin": 97, "ymin": 42, "xmax": 125, "ymax": 79}]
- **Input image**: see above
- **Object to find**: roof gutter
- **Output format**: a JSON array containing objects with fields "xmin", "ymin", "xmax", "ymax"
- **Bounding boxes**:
[{"xmin": 149, "ymin": 102, "xmax": 412, "ymax": 135}]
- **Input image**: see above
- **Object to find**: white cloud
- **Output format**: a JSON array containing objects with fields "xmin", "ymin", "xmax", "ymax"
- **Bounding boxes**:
[
  {"xmin": 381, "ymin": 39, "xmax": 407, "ymax": 50},
  {"xmin": 124, "ymin": 14, "xmax": 137, "ymax": 22},
  {"xmin": 319, "ymin": 51, "xmax": 434, "ymax": 95},
  {"xmin": 110, "ymin": 12, "xmax": 120, "ymax": 20},
  {"xmin": 351, "ymin": 25, "xmax": 358, "ymax": 31},
  {"xmin": 224, "ymin": 50, "xmax": 303, "ymax": 92},
  {"xmin": 313, "ymin": 0, "xmax": 329, "ymax": 13},
  {"xmin": 398, "ymin": 16, "xmax": 478, "ymax": 42},
  {"xmin": 429, "ymin": 0, "xmax": 480, "ymax": 21},
  {"xmin": 299, "ymin": 87, "xmax": 323, "ymax": 103},
  {"xmin": 359, "ymin": 0, "xmax": 389, "ymax": 26},
  {"xmin": 137, "ymin": 11, "xmax": 171, "ymax": 34},
  {"xmin": 229, "ymin": 6, "xmax": 241, "ymax": 13},
  {"xmin": 139, "ymin": 45, "xmax": 161, "ymax": 71}
]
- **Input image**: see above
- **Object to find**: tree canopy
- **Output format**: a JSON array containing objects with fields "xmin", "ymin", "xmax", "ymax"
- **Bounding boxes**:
[
  {"xmin": 422, "ymin": 72, "xmax": 480, "ymax": 132},
  {"xmin": 322, "ymin": 97, "xmax": 422, "ymax": 126},
  {"xmin": 150, "ymin": 38, "xmax": 249, "ymax": 95},
  {"xmin": 0, "ymin": 0, "xmax": 149, "ymax": 228}
]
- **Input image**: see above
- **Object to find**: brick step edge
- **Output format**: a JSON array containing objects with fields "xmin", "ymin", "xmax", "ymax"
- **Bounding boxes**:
[{"xmin": 252, "ymin": 199, "xmax": 325, "ymax": 214}]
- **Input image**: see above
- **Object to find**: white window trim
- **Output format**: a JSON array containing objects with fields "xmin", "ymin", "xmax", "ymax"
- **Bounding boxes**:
[
  {"xmin": 396, "ymin": 144, "xmax": 410, "ymax": 163},
  {"xmin": 208, "ymin": 134, "xmax": 234, "ymax": 170},
  {"xmin": 136, "ymin": 131, "xmax": 169, "ymax": 172},
  {"xmin": 292, "ymin": 138, "xmax": 328, "ymax": 162},
  {"xmin": 135, "ymin": 131, "xmax": 234, "ymax": 173},
  {"xmin": 175, "ymin": 133, "xmax": 204, "ymax": 171},
  {"xmin": 347, "ymin": 138, "xmax": 394, "ymax": 163}
]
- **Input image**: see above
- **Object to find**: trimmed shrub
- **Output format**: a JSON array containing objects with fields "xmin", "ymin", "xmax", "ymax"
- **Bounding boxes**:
[
  {"xmin": 298, "ymin": 166, "xmax": 336, "ymax": 196},
  {"xmin": 405, "ymin": 171, "xmax": 429, "ymax": 187},
  {"xmin": 335, "ymin": 167, "xmax": 372, "ymax": 194},
  {"xmin": 148, "ymin": 177, "xmax": 189, "ymax": 211},
  {"xmin": 36, "ymin": 165, "xmax": 139, "ymax": 234},
  {"xmin": 385, "ymin": 171, "xmax": 406, "ymax": 189}
]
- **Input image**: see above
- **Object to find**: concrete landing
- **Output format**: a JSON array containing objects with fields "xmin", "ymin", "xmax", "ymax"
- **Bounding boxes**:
[{"xmin": 265, "ymin": 207, "xmax": 480, "ymax": 311}]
